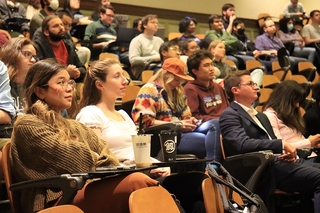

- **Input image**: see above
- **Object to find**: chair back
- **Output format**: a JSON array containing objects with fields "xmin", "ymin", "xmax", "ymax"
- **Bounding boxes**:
[
  {"xmin": 99, "ymin": 53, "xmax": 119, "ymax": 61},
  {"xmin": 262, "ymin": 75, "xmax": 280, "ymax": 89},
  {"xmin": 195, "ymin": 33, "xmax": 205, "ymax": 40},
  {"xmin": 2, "ymin": 142, "xmax": 20, "ymax": 213},
  {"xmin": 122, "ymin": 85, "xmax": 140, "ymax": 103},
  {"xmin": 38, "ymin": 205, "xmax": 84, "ymax": 213},
  {"xmin": 257, "ymin": 13, "xmax": 272, "ymax": 28},
  {"xmin": 141, "ymin": 70, "xmax": 154, "ymax": 84},
  {"xmin": 246, "ymin": 60, "xmax": 263, "ymax": 72},
  {"xmin": 259, "ymin": 88, "xmax": 273, "ymax": 105},
  {"xmin": 168, "ymin": 32, "xmax": 182, "ymax": 41},
  {"xmin": 129, "ymin": 186, "xmax": 180, "ymax": 213},
  {"xmin": 202, "ymin": 177, "xmax": 224, "ymax": 213}
]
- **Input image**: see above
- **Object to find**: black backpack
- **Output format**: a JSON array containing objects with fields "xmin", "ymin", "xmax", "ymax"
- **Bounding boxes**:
[{"xmin": 207, "ymin": 161, "xmax": 269, "ymax": 213}]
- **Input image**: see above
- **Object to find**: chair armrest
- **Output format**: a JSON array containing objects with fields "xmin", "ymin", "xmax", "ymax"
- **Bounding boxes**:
[
  {"xmin": 10, "ymin": 174, "xmax": 87, "ymax": 205},
  {"xmin": 222, "ymin": 151, "xmax": 275, "ymax": 192},
  {"xmin": 297, "ymin": 148, "xmax": 312, "ymax": 159}
]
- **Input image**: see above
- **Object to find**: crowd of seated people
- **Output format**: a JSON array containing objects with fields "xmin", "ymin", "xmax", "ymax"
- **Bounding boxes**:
[{"xmin": 2, "ymin": 1, "xmax": 320, "ymax": 212}]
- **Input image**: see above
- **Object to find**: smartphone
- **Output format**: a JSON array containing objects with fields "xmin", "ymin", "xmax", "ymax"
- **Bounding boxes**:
[{"xmin": 195, "ymin": 119, "xmax": 203, "ymax": 126}]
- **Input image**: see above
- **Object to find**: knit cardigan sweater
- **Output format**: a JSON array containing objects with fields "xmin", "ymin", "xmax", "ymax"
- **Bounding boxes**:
[{"xmin": 10, "ymin": 101, "xmax": 119, "ymax": 213}]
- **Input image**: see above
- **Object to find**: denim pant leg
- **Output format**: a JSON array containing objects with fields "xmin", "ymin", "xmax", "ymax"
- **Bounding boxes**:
[
  {"xmin": 289, "ymin": 56, "xmax": 308, "ymax": 74},
  {"xmin": 293, "ymin": 46, "xmax": 316, "ymax": 63},
  {"xmin": 235, "ymin": 54, "xmax": 256, "ymax": 70},
  {"xmin": 179, "ymin": 132, "xmax": 206, "ymax": 158},
  {"xmin": 193, "ymin": 118, "xmax": 221, "ymax": 161},
  {"xmin": 275, "ymin": 159, "xmax": 320, "ymax": 213}
]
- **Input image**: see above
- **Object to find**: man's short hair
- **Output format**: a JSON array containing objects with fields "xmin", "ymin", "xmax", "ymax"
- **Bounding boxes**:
[
  {"xmin": 99, "ymin": 5, "xmax": 115, "ymax": 14},
  {"xmin": 224, "ymin": 70, "xmax": 250, "ymax": 101},
  {"xmin": 42, "ymin": 15, "xmax": 59, "ymax": 32},
  {"xmin": 310, "ymin": 10, "xmax": 320, "ymax": 18},
  {"xmin": 187, "ymin": 49, "xmax": 213, "ymax": 79},
  {"xmin": 141, "ymin": 14, "xmax": 157, "ymax": 32},
  {"xmin": 222, "ymin": 3, "xmax": 235, "ymax": 12},
  {"xmin": 208, "ymin": 14, "xmax": 222, "ymax": 29},
  {"xmin": 159, "ymin": 38, "xmax": 179, "ymax": 61}
]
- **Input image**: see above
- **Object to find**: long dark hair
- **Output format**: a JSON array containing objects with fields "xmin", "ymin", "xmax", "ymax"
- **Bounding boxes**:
[
  {"xmin": 263, "ymin": 80, "xmax": 307, "ymax": 134},
  {"xmin": 279, "ymin": 17, "xmax": 295, "ymax": 34}
]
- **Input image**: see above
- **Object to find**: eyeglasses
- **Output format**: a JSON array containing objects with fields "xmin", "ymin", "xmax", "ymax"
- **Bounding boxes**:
[
  {"xmin": 169, "ymin": 47, "xmax": 181, "ymax": 52},
  {"xmin": 42, "ymin": 79, "xmax": 76, "ymax": 91},
  {"xmin": 238, "ymin": 81, "xmax": 258, "ymax": 88},
  {"xmin": 188, "ymin": 45, "xmax": 200, "ymax": 51},
  {"xmin": 21, "ymin": 51, "xmax": 39, "ymax": 62}
]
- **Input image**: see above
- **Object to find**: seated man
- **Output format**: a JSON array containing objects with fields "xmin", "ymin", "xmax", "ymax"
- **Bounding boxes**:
[
  {"xmin": 153, "ymin": 38, "xmax": 181, "ymax": 73},
  {"xmin": 83, "ymin": 5, "xmax": 117, "ymax": 61},
  {"xmin": 283, "ymin": 0, "xmax": 307, "ymax": 26},
  {"xmin": 33, "ymin": 15, "xmax": 86, "ymax": 84},
  {"xmin": 255, "ymin": 19, "xmax": 307, "ymax": 74},
  {"xmin": 0, "ymin": 0, "xmax": 29, "ymax": 37},
  {"xmin": 205, "ymin": 14, "xmax": 238, "ymax": 67},
  {"xmin": 220, "ymin": 70, "xmax": 320, "ymax": 211},
  {"xmin": 184, "ymin": 50, "xmax": 230, "ymax": 161},
  {"xmin": 302, "ymin": 10, "xmax": 320, "ymax": 48},
  {"xmin": 221, "ymin": 3, "xmax": 236, "ymax": 34},
  {"xmin": 129, "ymin": 14, "xmax": 164, "ymax": 78}
]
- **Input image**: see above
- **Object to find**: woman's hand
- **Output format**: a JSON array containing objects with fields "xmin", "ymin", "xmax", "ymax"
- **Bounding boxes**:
[
  {"xmin": 308, "ymin": 134, "xmax": 320, "ymax": 147},
  {"xmin": 181, "ymin": 119, "xmax": 197, "ymax": 132},
  {"xmin": 149, "ymin": 168, "xmax": 170, "ymax": 178}
]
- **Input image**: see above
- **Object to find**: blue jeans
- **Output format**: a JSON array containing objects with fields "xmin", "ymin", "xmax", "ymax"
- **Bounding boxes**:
[
  {"xmin": 293, "ymin": 46, "xmax": 317, "ymax": 63},
  {"xmin": 178, "ymin": 119, "xmax": 221, "ymax": 161}
]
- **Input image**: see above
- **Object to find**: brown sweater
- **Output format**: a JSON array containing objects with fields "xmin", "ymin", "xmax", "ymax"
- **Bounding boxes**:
[
  {"xmin": 184, "ymin": 79, "xmax": 229, "ymax": 122},
  {"xmin": 10, "ymin": 101, "xmax": 119, "ymax": 213}
]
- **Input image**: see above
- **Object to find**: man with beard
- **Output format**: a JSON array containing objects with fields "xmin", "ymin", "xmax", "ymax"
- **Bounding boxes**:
[
  {"xmin": 29, "ymin": 0, "xmax": 59, "ymax": 38},
  {"xmin": 33, "ymin": 15, "xmax": 86, "ymax": 84},
  {"xmin": 221, "ymin": 3, "xmax": 236, "ymax": 34}
]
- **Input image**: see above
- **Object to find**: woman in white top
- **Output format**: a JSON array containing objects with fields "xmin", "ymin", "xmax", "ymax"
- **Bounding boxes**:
[
  {"xmin": 263, "ymin": 80, "xmax": 320, "ymax": 159},
  {"xmin": 76, "ymin": 58, "xmax": 169, "ymax": 177}
]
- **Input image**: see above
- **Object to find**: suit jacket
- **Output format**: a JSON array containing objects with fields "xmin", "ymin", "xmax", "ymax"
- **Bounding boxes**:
[{"xmin": 219, "ymin": 102, "xmax": 283, "ymax": 157}]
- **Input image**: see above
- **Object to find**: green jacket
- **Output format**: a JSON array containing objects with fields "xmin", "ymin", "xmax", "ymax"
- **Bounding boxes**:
[{"xmin": 205, "ymin": 30, "xmax": 238, "ymax": 52}]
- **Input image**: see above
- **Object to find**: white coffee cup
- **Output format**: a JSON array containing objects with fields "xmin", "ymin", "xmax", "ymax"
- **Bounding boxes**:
[{"xmin": 132, "ymin": 134, "xmax": 152, "ymax": 168}]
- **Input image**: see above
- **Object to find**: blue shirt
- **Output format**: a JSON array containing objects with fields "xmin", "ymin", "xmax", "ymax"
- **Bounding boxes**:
[
  {"xmin": 255, "ymin": 33, "xmax": 289, "ymax": 56},
  {"xmin": 0, "ymin": 61, "xmax": 15, "ymax": 119}
]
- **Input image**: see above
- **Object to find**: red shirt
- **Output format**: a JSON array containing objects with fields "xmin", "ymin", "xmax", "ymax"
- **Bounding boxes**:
[{"xmin": 51, "ymin": 40, "xmax": 69, "ymax": 66}]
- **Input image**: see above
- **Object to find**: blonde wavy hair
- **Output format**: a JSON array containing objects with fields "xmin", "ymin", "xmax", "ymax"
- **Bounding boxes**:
[{"xmin": 148, "ymin": 69, "xmax": 186, "ymax": 113}]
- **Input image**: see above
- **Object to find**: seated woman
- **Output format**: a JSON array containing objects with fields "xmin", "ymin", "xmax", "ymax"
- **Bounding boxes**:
[
  {"xmin": 0, "ymin": 37, "xmax": 37, "ymax": 115},
  {"xmin": 132, "ymin": 57, "xmax": 220, "ymax": 160},
  {"xmin": 179, "ymin": 38, "xmax": 200, "ymax": 64},
  {"xmin": 278, "ymin": 17, "xmax": 319, "ymax": 66},
  {"xmin": 76, "ymin": 58, "xmax": 169, "ymax": 177},
  {"xmin": 10, "ymin": 59, "xmax": 159, "ymax": 213},
  {"xmin": 263, "ymin": 80, "xmax": 320, "ymax": 158},
  {"xmin": 209, "ymin": 40, "xmax": 263, "ymax": 88},
  {"xmin": 178, "ymin": 16, "xmax": 201, "ymax": 44}
]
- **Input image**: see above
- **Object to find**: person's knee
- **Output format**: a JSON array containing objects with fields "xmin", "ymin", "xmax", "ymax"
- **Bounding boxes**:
[{"xmin": 126, "ymin": 172, "xmax": 159, "ymax": 189}]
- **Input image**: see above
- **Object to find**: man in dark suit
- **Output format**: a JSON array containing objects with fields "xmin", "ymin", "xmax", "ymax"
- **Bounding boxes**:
[{"xmin": 220, "ymin": 70, "xmax": 320, "ymax": 212}]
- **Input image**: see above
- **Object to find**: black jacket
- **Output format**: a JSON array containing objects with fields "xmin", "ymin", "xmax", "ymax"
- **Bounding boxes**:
[{"xmin": 33, "ymin": 33, "xmax": 86, "ymax": 83}]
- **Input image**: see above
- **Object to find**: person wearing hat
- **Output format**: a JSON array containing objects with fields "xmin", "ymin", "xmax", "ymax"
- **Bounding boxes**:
[{"xmin": 132, "ymin": 57, "xmax": 219, "ymax": 159}]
